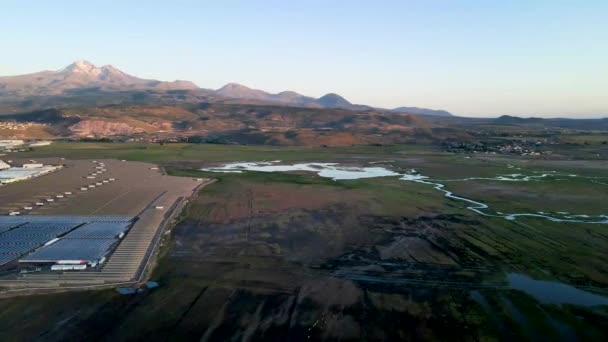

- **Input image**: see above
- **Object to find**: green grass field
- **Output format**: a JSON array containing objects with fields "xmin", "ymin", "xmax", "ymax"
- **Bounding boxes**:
[
  {"xmin": 14, "ymin": 141, "xmax": 441, "ymax": 163},
  {"xmin": 558, "ymin": 134, "xmax": 608, "ymax": 144}
]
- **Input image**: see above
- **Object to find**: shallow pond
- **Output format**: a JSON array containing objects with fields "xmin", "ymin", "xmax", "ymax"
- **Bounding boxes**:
[
  {"xmin": 201, "ymin": 161, "xmax": 608, "ymax": 224},
  {"xmin": 508, "ymin": 273, "xmax": 608, "ymax": 307},
  {"xmin": 201, "ymin": 162, "xmax": 403, "ymax": 180}
]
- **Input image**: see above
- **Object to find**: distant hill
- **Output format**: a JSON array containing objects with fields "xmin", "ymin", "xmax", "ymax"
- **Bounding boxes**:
[
  {"xmin": 214, "ymin": 83, "xmax": 373, "ymax": 111},
  {"xmin": 392, "ymin": 106, "xmax": 453, "ymax": 117},
  {"xmin": 0, "ymin": 61, "xmax": 453, "ymax": 116},
  {"xmin": 493, "ymin": 115, "xmax": 545, "ymax": 124},
  {"xmin": 317, "ymin": 93, "xmax": 351, "ymax": 108},
  {"xmin": 423, "ymin": 114, "xmax": 608, "ymax": 130},
  {"xmin": 215, "ymin": 83, "xmax": 272, "ymax": 100},
  {"xmin": 215, "ymin": 83, "xmax": 319, "ymax": 108},
  {"xmin": 0, "ymin": 102, "xmax": 436, "ymax": 146},
  {"xmin": 491, "ymin": 115, "xmax": 608, "ymax": 130}
]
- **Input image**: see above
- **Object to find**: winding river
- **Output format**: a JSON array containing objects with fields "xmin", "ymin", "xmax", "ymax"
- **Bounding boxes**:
[{"xmin": 201, "ymin": 162, "xmax": 608, "ymax": 224}]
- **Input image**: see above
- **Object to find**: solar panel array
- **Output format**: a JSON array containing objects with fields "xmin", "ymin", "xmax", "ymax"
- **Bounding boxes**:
[
  {"xmin": 64, "ymin": 222, "xmax": 130, "ymax": 239},
  {"xmin": 3, "ymin": 222, "xmax": 83, "ymax": 238},
  {"xmin": 0, "ymin": 236, "xmax": 54, "ymax": 247},
  {"xmin": 0, "ymin": 215, "xmax": 133, "ymax": 224},
  {"xmin": 0, "ymin": 220, "xmax": 82, "ymax": 265},
  {"xmin": 0, "ymin": 216, "xmax": 134, "ymax": 265},
  {"xmin": 0, "ymin": 222, "xmax": 22, "ymax": 234},
  {"xmin": 22, "ymin": 239, "xmax": 116, "ymax": 263},
  {"xmin": 1, "ymin": 240, "xmax": 45, "ymax": 265}
]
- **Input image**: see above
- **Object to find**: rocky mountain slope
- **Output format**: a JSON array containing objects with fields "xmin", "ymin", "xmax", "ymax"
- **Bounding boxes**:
[
  {"xmin": 0, "ymin": 61, "xmax": 453, "ymax": 116},
  {"xmin": 392, "ymin": 106, "xmax": 453, "ymax": 117},
  {"xmin": 0, "ymin": 60, "xmax": 198, "ymax": 98},
  {"xmin": 0, "ymin": 103, "xmax": 435, "ymax": 146}
]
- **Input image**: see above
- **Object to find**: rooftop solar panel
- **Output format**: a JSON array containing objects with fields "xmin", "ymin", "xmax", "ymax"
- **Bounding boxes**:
[
  {"xmin": 0, "ymin": 243, "xmax": 43, "ymax": 265},
  {"xmin": 0, "ymin": 216, "xmax": 134, "ymax": 225},
  {"xmin": 0, "ymin": 224, "xmax": 20, "ymax": 234},
  {"xmin": 0, "ymin": 236, "xmax": 50, "ymax": 245},
  {"xmin": 20, "ymin": 221, "xmax": 82, "ymax": 229},
  {"xmin": 0, "ymin": 222, "xmax": 21, "ymax": 228},
  {"xmin": 65, "ymin": 222, "xmax": 131, "ymax": 239},
  {"xmin": 0, "ymin": 226, "xmax": 76, "ymax": 239},
  {"xmin": 21, "ymin": 239, "xmax": 116, "ymax": 263},
  {"xmin": 0, "ymin": 216, "xmax": 134, "ymax": 265},
  {"xmin": 0, "ymin": 243, "xmax": 40, "ymax": 255},
  {"xmin": 0, "ymin": 254, "xmax": 20, "ymax": 265}
]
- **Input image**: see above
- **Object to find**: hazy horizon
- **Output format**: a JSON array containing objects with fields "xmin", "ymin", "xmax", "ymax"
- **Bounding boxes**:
[{"xmin": 1, "ymin": 0, "xmax": 607, "ymax": 118}]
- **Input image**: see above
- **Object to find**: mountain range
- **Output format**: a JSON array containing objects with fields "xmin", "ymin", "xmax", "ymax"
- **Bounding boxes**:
[
  {"xmin": 0, "ymin": 61, "xmax": 453, "ymax": 116},
  {"xmin": 0, "ymin": 60, "xmax": 198, "ymax": 97}
]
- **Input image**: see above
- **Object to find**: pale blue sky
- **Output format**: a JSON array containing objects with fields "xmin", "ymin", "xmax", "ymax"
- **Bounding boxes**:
[{"xmin": 1, "ymin": 0, "xmax": 607, "ymax": 117}]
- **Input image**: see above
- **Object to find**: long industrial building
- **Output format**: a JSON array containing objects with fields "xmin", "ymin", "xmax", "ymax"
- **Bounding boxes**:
[
  {"xmin": 0, "ymin": 162, "xmax": 61, "ymax": 185},
  {"xmin": 0, "ymin": 216, "xmax": 133, "ymax": 267}
]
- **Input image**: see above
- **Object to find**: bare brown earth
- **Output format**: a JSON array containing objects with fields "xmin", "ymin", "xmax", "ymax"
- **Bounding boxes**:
[
  {"xmin": 0, "ymin": 179, "xmax": 494, "ymax": 341},
  {"xmin": 0, "ymin": 145, "xmax": 607, "ymax": 340},
  {"xmin": 0, "ymin": 104, "xmax": 433, "ymax": 145},
  {"xmin": 190, "ymin": 184, "xmax": 361, "ymax": 224},
  {"xmin": 2, "ymin": 172, "xmax": 604, "ymax": 341}
]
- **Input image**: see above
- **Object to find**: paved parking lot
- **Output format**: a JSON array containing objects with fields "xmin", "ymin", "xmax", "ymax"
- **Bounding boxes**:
[{"xmin": 0, "ymin": 158, "xmax": 201, "ymax": 216}]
